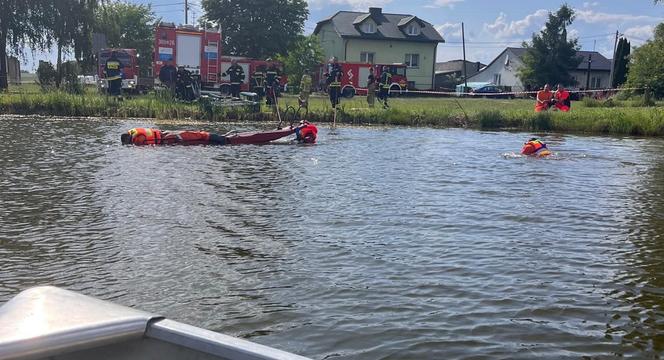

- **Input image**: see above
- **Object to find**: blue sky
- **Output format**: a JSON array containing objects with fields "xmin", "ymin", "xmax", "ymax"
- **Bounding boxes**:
[{"xmin": 22, "ymin": 0, "xmax": 664, "ymax": 70}]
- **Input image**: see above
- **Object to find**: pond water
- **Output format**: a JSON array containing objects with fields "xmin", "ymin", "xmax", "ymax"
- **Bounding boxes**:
[{"xmin": 1, "ymin": 116, "xmax": 664, "ymax": 359}]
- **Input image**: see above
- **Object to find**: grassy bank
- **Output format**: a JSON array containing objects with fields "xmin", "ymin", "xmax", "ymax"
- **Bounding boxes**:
[{"xmin": 2, "ymin": 85, "xmax": 664, "ymax": 136}]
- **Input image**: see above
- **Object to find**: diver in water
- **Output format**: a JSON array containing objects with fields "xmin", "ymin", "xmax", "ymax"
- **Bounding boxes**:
[{"xmin": 520, "ymin": 138, "xmax": 552, "ymax": 157}]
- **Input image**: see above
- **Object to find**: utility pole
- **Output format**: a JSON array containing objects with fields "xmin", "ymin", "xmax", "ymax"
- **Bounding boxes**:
[
  {"xmin": 462, "ymin": 22, "xmax": 467, "ymax": 91},
  {"xmin": 185, "ymin": 0, "xmax": 188, "ymax": 24},
  {"xmin": 586, "ymin": 53, "xmax": 592, "ymax": 90},
  {"xmin": 609, "ymin": 30, "xmax": 619, "ymax": 88}
]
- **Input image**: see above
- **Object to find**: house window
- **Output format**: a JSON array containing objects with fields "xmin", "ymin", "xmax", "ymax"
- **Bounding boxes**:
[
  {"xmin": 493, "ymin": 73, "xmax": 501, "ymax": 85},
  {"xmin": 362, "ymin": 22, "xmax": 375, "ymax": 34},
  {"xmin": 405, "ymin": 53, "xmax": 419, "ymax": 68},
  {"xmin": 406, "ymin": 23, "xmax": 420, "ymax": 36},
  {"xmin": 591, "ymin": 77, "xmax": 601, "ymax": 89},
  {"xmin": 360, "ymin": 52, "xmax": 375, "ymax": 64}
]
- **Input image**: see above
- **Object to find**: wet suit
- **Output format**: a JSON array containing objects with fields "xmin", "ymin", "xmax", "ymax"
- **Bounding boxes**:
[
  {"xmin": 223, "ymin": 63, "xmax": 245, "ymax": 98},
  {"xmin": 325, "ymin": 63, "xmax": 342, "ymax": 108},
  {"xmin": 104, "ymin": 55, "xmax": 123, "ymax": 96}
]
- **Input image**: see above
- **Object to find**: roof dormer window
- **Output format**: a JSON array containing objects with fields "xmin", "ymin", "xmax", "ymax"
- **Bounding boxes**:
[
  {"xmin": 362, "ymin": 22, "xmax": 376, "ymax": 34},
  {"xmin": 406, "ymin": 23, "xmax": 420, "ymax": 36}
]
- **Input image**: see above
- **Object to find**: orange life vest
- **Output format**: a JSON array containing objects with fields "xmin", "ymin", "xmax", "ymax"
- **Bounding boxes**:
[
  {"xmin": 296, "ymin": 122, "xmax": 318, "ymax": 143},
  {"xmin": 521, "ymin": 140, "xmax": 546, "ymax": 155},
  {"xmin": 554, "ymin": 90, "xmax": 571, "ymax": 112},
  {"xmin": 128, "ymin": 128, "xmax": 162, "ymax": 145}
]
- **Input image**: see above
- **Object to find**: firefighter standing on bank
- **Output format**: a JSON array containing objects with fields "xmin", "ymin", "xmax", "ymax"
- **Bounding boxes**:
[
  {"xmin": 325, "ymin": 57, "xmax": 342, "ymax": 109},
  {"xmin": 378, "ymin": 65, "xmax": 392, "ymax": 109},
  {"xmin": 104, "ymin": 51, "xmax": 123, "ymax": 96},
  {"xmin": 299, "ymin": 72, "xmax": 312, "ymax": 111},
  {"xmin": 265, "ymin": 63, "xmax": 281, "ymax": 106},
  {"xmin": 253, "ymin": 65, "xmax": 266, "ymax": 99},
  {"xmin": 222, "ymin": 59, "xmax": 245, "ymax": 98}
]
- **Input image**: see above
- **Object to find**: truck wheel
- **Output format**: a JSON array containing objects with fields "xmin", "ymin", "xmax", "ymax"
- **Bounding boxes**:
[
  {"xmin": 389, "ymin": 85, "xmax": 402, "ymax": 97},
  {"xmin": 342, "ymin": 86, "xmax": 355, "ymax": 99}
]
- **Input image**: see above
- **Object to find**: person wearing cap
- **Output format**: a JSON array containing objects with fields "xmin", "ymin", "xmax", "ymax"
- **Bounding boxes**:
[
  {"xmin": 324, "ymin": 57, "xmax": 343, "ymax": 108},
  {"xmin": 252, "ymin": 64, "xmax": 266, "ymax": 99},
  {"xmin": 378, "ymin": 65, "xmax": 392, "ymax": 109},
  {"xmin": 520, "ymin": 137, "xmax": 552, "ymax": 157},
  {"xmin": 222, "ymin": 59, "xmax": 245, "ymax": 98}
]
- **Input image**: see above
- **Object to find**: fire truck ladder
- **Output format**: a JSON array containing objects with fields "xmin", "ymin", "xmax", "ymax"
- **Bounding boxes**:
[{"xmin": 203, "ymin": 28, "xmax": 218, "ymax": 84}]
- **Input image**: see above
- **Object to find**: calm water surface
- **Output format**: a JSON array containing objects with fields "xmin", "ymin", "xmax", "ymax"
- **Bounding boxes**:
[{"xmin": 1, "ymin": 116, "xmax": 664, "ymax": 359}]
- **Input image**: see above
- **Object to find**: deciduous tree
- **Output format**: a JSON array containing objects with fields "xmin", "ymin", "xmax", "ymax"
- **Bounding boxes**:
[
  {"xmin": 626, "ymin": 23, "xmax": 664, "ymax": 97},
  {"xmin": 278, "ymin": 35, "xmax": 324, "ymax": 88},
  {"xmin": 0, "ymin": 0, "xmax": 52, "ymax": 90},
  {"xmin": 517, "ymin": 4, "xmax": 582, "ymax": 88},
  {"xmin": 201, "ymin": 0, "xmax": 308, "ymax": 58},
  {"xmin": 94, "ymin": 2, "xmax": 157, "ymax": 76}
]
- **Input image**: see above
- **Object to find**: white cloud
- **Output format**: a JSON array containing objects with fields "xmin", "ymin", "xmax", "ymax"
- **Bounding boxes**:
[
  {"xmin": 582, "ymin": 1, "xmax": 600, "ymax": 8},
  {"xmin": 567, "ymin": 28, "xmax": 580, "ymax": 40},
  {"xmin": 484, "ymin": 9, "xmax": 548, "ymax": 39},
  {"xmin": 574, "ymin": 9, "xmax": 661, "ymax": 24},
  {"xmin": 426, "ymin": 0, "xmax": 464, "ymax": 8},
  {"xmin": 435, "ymin": 22, "xmax": 462, "ymax": 40},
  {"xmin": 624, "ymin": 25, "xmax": 655, "ymax": 41}
]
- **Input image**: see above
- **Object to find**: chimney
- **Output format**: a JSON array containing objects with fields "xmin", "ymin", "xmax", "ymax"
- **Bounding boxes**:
[{"xmin": 369, "ymin": 7, "xmax": 382, "ymax": 16}]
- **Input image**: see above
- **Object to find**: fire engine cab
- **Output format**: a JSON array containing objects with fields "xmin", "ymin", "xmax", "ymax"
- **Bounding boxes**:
[
  {"xmin": 153, "ymin": 23, "xmax": 222, "ymax": 89},
  {"xmin": 98, "ymin": 48, "xmax": 139, "ymax": 92}
]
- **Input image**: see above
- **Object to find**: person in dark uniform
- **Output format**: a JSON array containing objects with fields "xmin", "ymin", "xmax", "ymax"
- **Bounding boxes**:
[
  {"xmin": 324, "ymin": 57, "xmax": 342, "ymax": 108},
  {"xmin": 253, "ymin": 64, "xmax": 266, "ymax": 98},
  {"xmin": 176, "ymin": 66, "xmax": 194, "ymax": 101},
  {"xmin": 367, "ymin": 68, "xmax": 376, "ymax": 108},
  {"xmin": 265, "ymin": 63, "xmax": 281, "ymax": 106},
  {"xmin": 378, "ymin": 65, "xmax": 392, "ymax": 109},
  {"xmin": 222, "ymin": 59, "xmax": 245, "ymax": 98},
  {"xmin": 104, "ymin": 51, "xmax": 123, "ymax": 96},
  {"xmin": 158, "ymin": 60, "xmax": 177, "ymax": 96}
]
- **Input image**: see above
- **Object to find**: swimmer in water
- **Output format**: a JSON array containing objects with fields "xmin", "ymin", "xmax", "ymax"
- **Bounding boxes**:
[{"xmin": 520, "ymin": 138, "xmax": 552, "ymax": 157}]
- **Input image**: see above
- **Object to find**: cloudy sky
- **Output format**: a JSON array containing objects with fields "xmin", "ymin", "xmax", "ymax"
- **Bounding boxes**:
[{"xmin": 22, "ymin": 0, "xmax": 664, "ymax": 70}]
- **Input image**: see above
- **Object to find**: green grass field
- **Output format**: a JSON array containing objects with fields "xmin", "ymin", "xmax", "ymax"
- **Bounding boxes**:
[{"xmin": 2, "ymin": 83, "xmax": 663, "ymax": 136}]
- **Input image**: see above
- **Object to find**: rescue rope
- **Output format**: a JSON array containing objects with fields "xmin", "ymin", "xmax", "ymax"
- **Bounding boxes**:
[{"xmin": 390, "ymin": 86, "xmax": 646, "ymax": 98}]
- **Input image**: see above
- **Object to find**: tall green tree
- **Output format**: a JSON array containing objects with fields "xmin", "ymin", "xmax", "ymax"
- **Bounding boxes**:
[
  {"xmin": 94, "ymin": 2, "xmax": 157, "ymax": 76},
  {"xmin": 0, "ymin": 0, "xmax": 52, "ymax": 90},
  {"xmin": 278, "ymin": 35, "xmax": 324, "ymax": 88},
  {"xmin": 626, "ymin": 23, "xmax": 664, "ymax": 97},
  {"xmin": 47, "ymin": 0, "xmax": 98, "ymax": 87},
  {"xmin": 612, "ymin": 37, "xmax": 630, "ymax": 88},
  {"xmin": 201, "ymin": 0, "xmax": 308, "ymax": 58},
  {"xmin": 517, "ymin": 4, "xmax": 582, "ymax": 88}
]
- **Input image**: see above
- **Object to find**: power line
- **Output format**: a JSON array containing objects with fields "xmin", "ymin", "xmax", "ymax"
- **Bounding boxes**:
[{"xmin": 151, "ymin": 2, "xmax": 185, "ymax": 7}]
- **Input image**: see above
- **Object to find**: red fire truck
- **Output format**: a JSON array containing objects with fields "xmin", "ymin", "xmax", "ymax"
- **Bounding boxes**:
[
  {"xmin": 98, "ymin": 48, "xmax": 140, "ymax": 92},
  {"xmin": 218, "ymin": 57, "xmax": 287, "ymax": 94},
  {"xmin": 153, "ymin": 23, "xmax": 222, "ymax": 89},
  {"xmin": 314, "ymin": 62, "xmax": 408, "ymax": 98}
]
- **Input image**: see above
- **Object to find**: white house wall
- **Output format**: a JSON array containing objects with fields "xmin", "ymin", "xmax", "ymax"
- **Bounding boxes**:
[{"xmin": 466, "ymin": 49, "xmax": 525, "ymax": 91}]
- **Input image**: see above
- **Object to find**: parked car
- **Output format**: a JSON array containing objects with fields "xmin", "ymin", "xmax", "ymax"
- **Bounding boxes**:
[{"xmin": 469, "ymin": 85, "xmax": 514, "ymax": 99}]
